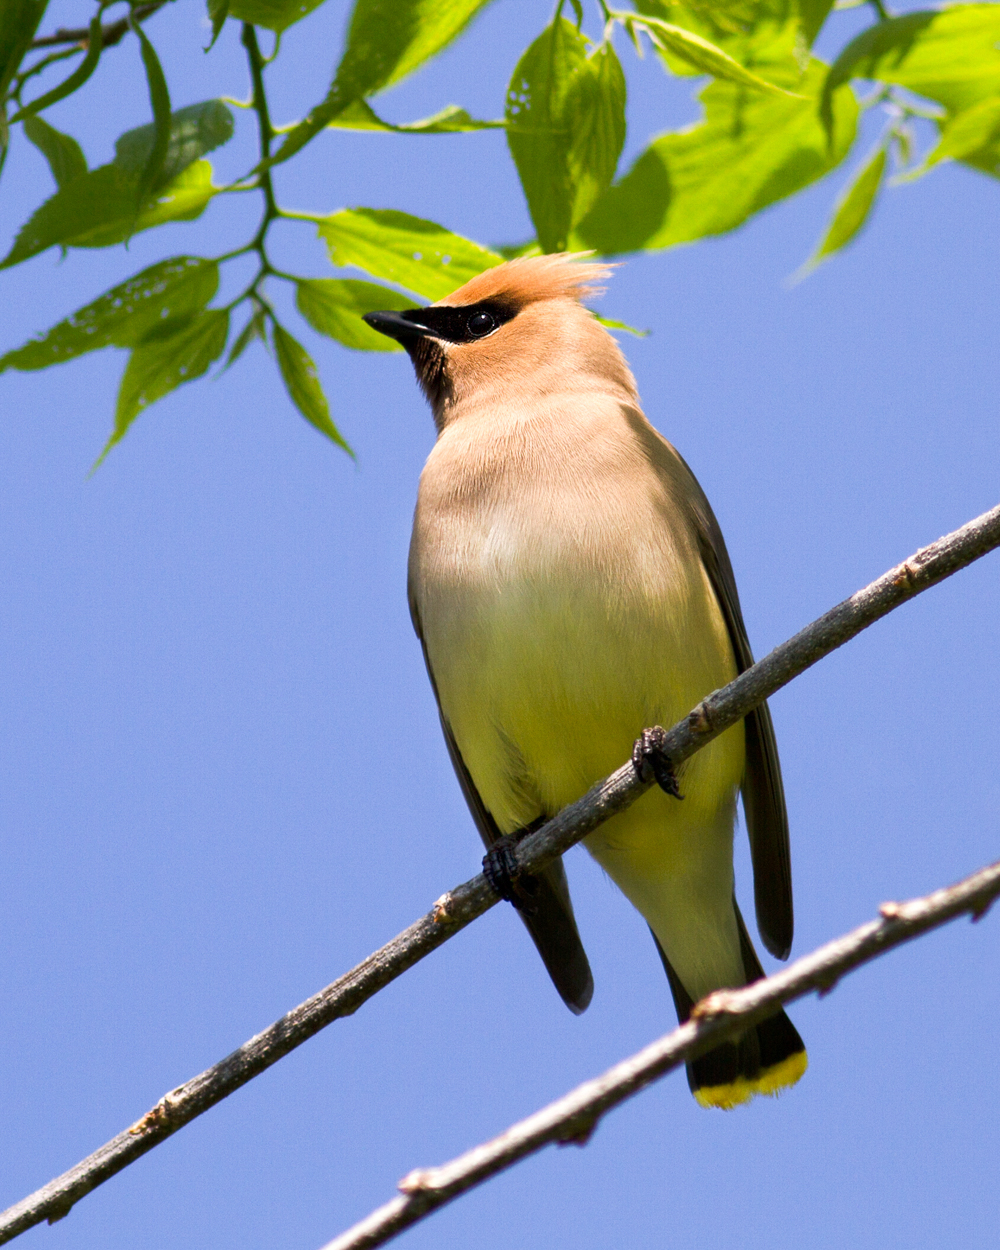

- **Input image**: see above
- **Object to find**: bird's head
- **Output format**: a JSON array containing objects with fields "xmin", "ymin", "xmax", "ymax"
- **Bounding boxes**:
[{"xmin": 363, "ymin": 253, "xmax": 634, "ymax": 429}]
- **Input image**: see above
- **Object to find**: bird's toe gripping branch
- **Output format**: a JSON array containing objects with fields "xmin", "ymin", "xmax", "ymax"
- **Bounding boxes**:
[
  {"xmin": 632, "ymin": 726, "xmax": 683, "ymax": 799},
  {"xmin": 483, "ymin": 835, "xmax": 540, "ymax": 914}
]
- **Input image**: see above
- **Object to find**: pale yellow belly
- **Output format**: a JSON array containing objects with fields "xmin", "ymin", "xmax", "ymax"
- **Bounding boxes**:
[
  {"xmin": 424, "ymin": 567, "xmax": 747, "ymax": 997},
  {"xmin": 414, "ymin": 449, "xmax": 749, "ymax": 998},
  {"xmin": 426, "ymin": 556, "xmax": 738, "ymax": 807}
]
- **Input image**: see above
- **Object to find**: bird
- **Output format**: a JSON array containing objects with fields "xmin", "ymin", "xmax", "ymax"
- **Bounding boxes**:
[{"xmin": 363, "ymin": 253, "xmax": 806, "ymax": 1109}]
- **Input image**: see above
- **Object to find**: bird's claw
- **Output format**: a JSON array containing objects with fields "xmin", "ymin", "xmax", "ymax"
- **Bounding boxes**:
[
  {"xmin": 632, "ymin": 726, "xmax": 683, "ymax": 799},
  {"xmin": 483, "ymin": 835, "xmax": 540, "ymax": 914}
]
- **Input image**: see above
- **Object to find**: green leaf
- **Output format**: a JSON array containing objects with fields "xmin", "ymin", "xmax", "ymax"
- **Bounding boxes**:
[
  {"xmin": 0, "ymin": 257, "xmax": 218, "ymax": 371},
  {"xmin": 107, "ymin": 159, "xmax": 217, "ymax": 241},
  {"xmin": 1, "ymin": 164, "xmax": 135, "ymax": 265},
  {"xmin": 621, "ymin": 13, "xmax": 802, "ymax": 96},
  {"xmin": 22, "ymin": 114, "xmax": 87, "ymax": 188},
  {"xmin": 114, "ymin": 100, "xmax": 234, "ymax": 190},
  {"xmin": 337, "ymin": 0, "xmax": 496, "ymax": 94},
  {"xmin": 594, "ymin": 313, "xmax": 648, "ymax": 336},
  {"xmin": 272, "ymin": 0, "xmax": 496, "ymax": 164},
  {"xmin": 100, "ymin": 309, "xmax": 230, "ymax": 465},
  {"xmin": 296, "ymin": 278, "xmax": 413, "ymax": 351},
  {"xmin": 565, "ymin": 40, "xmax": 628, "ymax": 227},
  {"xmin": 821, "ymin": 6, "xmax": 1000, "ymax": 135},
  {"xmin": 795, "ymin": 0, "xmax": 835, "ymax": 47},
  {"xmin": 228, "ymin": 0, "xmax": 324, "ymax": 33},
  {"xmin": 505, "ymin": 18, "xmax": 589, "ymax": 253},
  {"xmin": 632, "ymin": 0, "xmax": 798, "ymax": 64},
  {"xmin": 928, "ymin": 92, "xmax": 1000, "ymax": 179},
  {"xmin": 4, "ymin": 1, "xmax": 86, "ymax": 159},
  {"xmin": 315, "ymin": 208, "xmax": 501, "ymax": 300},
  {"xmin": 205, "ymin": 0, "xmax": 230, "ymax": 49},
  {"xmin": 0, "ymin": 0, "xmax": 47, "ymax": 97},
  {"xmin": 224, "ymin": 304, "xmax": 267, "ymax": 368},
  {"xmin": 575, "ymin": 37, "xmax": 857, "ymax": 254},
  {"xmin": 799, "ymin": 142, "xmax": 886, "ymax": 274},
  {"xmin": 494, "ymin": 239, "xmax": 541, "ymax": 259},
  {"xmin": 130, "ymin": 18, "xmax": 172, "ymax": 205},
  {"xmin": 9, "ymin": 13, "xmax": 102, "ymax": 123},
  {"xmin": 272, "ymin": 321, "xmax": 352, "ymax": 452},
  {"xmin": 798, "ymin": 0, "xmax": 834, "ymax": 48},
  {"xmin": 2, "ymin": 103, "xmax": 230, "ymax": 266},
  {"xmin": 505, "ymin": 22, "xmax": 628, "ymax": 252},
  {"xmin": 0, "ymin": 160, "xmax": 218, "ymax": 267},
  {"xmin": 325, "ymin": 98, "xmax": 504, "ymax": 133}
]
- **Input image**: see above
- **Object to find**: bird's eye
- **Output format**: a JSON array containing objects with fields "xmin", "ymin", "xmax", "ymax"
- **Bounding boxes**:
[{"xmin": 466, "ymin": 310, "xmax": 496, "ymax": 338}]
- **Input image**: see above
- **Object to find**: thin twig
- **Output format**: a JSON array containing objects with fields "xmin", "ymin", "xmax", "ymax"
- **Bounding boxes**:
[
  {"xmin": 0, "ymin": 501, "xmax": 998, "ymax": 1244},
  {"xmin": 320, "ymin": 856, "xmax": 1000, "ymax": 1250},
  {"xmin": 28, "ymin": 1, "xmax": 166, "ymax": 49}
]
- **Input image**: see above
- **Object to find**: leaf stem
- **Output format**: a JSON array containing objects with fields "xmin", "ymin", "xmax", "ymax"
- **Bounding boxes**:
[
  {"xmin": 9, "ymin": 8, "xmax": 109, "ymax": 124},
  {"xmin": 262, "ymin": 30, "xmax": 282, "ymax": 64},
  {"xmin": 239, "ymin": 23, "xmax": 283, "ymax": 307},
  {"xmin": 221, "ymin": 266, "xmax": 295, "ymax": 312},
  {"xmin": 887, "ymin": 87, "xmax": 944, "ymax": 121},
  {"xmin": 857, "ymin": 84, "xmax": 891, "ymax": 114},
  {"xmin": 12, "ymin": 45, "xmax": 82, "ymax": 98},
  {"xmin": 242, "ymin": 24, "xmax": 278, "ymax": 230},
  {"xmin": 868, "ymin": 0, "xmax": 891, "ymax": 22},
  {"xmin": 275, "ymin": 208, "xmax": 321, "ymax": 223}
]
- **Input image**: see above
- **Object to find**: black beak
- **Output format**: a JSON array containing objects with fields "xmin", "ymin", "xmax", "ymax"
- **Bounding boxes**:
[{"xmin": 362, "ymin": 310, "xmax": 435, "ymax": 344}]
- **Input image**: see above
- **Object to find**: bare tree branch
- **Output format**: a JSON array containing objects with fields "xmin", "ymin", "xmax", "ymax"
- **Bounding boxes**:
[
  {"xmin": 28, "ymin": 2, "xmax": 168, "ymax": 50},
  {"xmin": 320, "ymin": 857, "xmax": 1000, "ymax": 1250},
  {"xmin": 0, "ymin": 500, "xmax": 997, "ymax": 1245}
]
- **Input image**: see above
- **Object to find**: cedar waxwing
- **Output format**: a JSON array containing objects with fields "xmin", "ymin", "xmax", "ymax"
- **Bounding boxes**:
[{"xmin": 363, "ymin": 255, "xmax": 806, "ymax": 1108}]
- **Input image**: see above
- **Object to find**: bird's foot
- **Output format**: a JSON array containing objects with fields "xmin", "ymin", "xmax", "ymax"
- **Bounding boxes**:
[
  {"xmin": 632, "ymin": 726, "xmax": 683, "ymax": 799},
  {"xmin": 483, "ymin": 835, "xmax": 540, "ymax": 914}
]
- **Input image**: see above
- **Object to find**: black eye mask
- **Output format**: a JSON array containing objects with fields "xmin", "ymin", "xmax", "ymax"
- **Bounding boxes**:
[{"xmin": 395, "ymin": 298, "xmax": 518, "ymax": 344}]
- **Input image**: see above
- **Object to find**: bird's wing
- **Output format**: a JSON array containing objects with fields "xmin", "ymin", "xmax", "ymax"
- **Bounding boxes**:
[
  {"xmin": 670, "ymin": 448, "xmax": 793, "ymax": 960},
  {"xmin": 408, "ymin": 591, "xmax": 594, "ymax": 1013}
]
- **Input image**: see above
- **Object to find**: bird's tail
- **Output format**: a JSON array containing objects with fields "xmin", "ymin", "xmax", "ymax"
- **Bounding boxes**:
[{"xmin": 651, "ymin": 902, "xmax": 807, "ymax": 1109}]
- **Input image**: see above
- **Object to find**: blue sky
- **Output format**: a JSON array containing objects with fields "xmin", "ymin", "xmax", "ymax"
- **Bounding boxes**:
[{"xmin": 1, "ymin": 2, "xmax": 998, "ymax": 1248}]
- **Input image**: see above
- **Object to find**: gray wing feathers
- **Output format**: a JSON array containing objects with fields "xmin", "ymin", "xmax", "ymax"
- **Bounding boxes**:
[
  {"xmin": 410, "ymin": 596, "xmax": 594, "ymax": 1012},
  {"xmin": 671, "ymin": 452, "xmax": 794, "ymax": 960}
]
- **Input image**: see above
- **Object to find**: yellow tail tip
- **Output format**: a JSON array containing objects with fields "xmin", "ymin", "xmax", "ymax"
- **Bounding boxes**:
[{"xmin": 694, "ymin": 1049, "xmax": 808, "ymax": 1110}]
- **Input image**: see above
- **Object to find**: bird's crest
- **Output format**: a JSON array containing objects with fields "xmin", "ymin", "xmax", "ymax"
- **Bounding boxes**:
[{"xmin": 437, "ymin": 252, "xmax": 614, "ymax": 310}]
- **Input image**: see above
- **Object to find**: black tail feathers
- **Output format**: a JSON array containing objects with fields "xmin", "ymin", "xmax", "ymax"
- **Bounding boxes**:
[{"xmin": 650, "ymin": 901, "xmax": 806, "ymax": 1108}]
